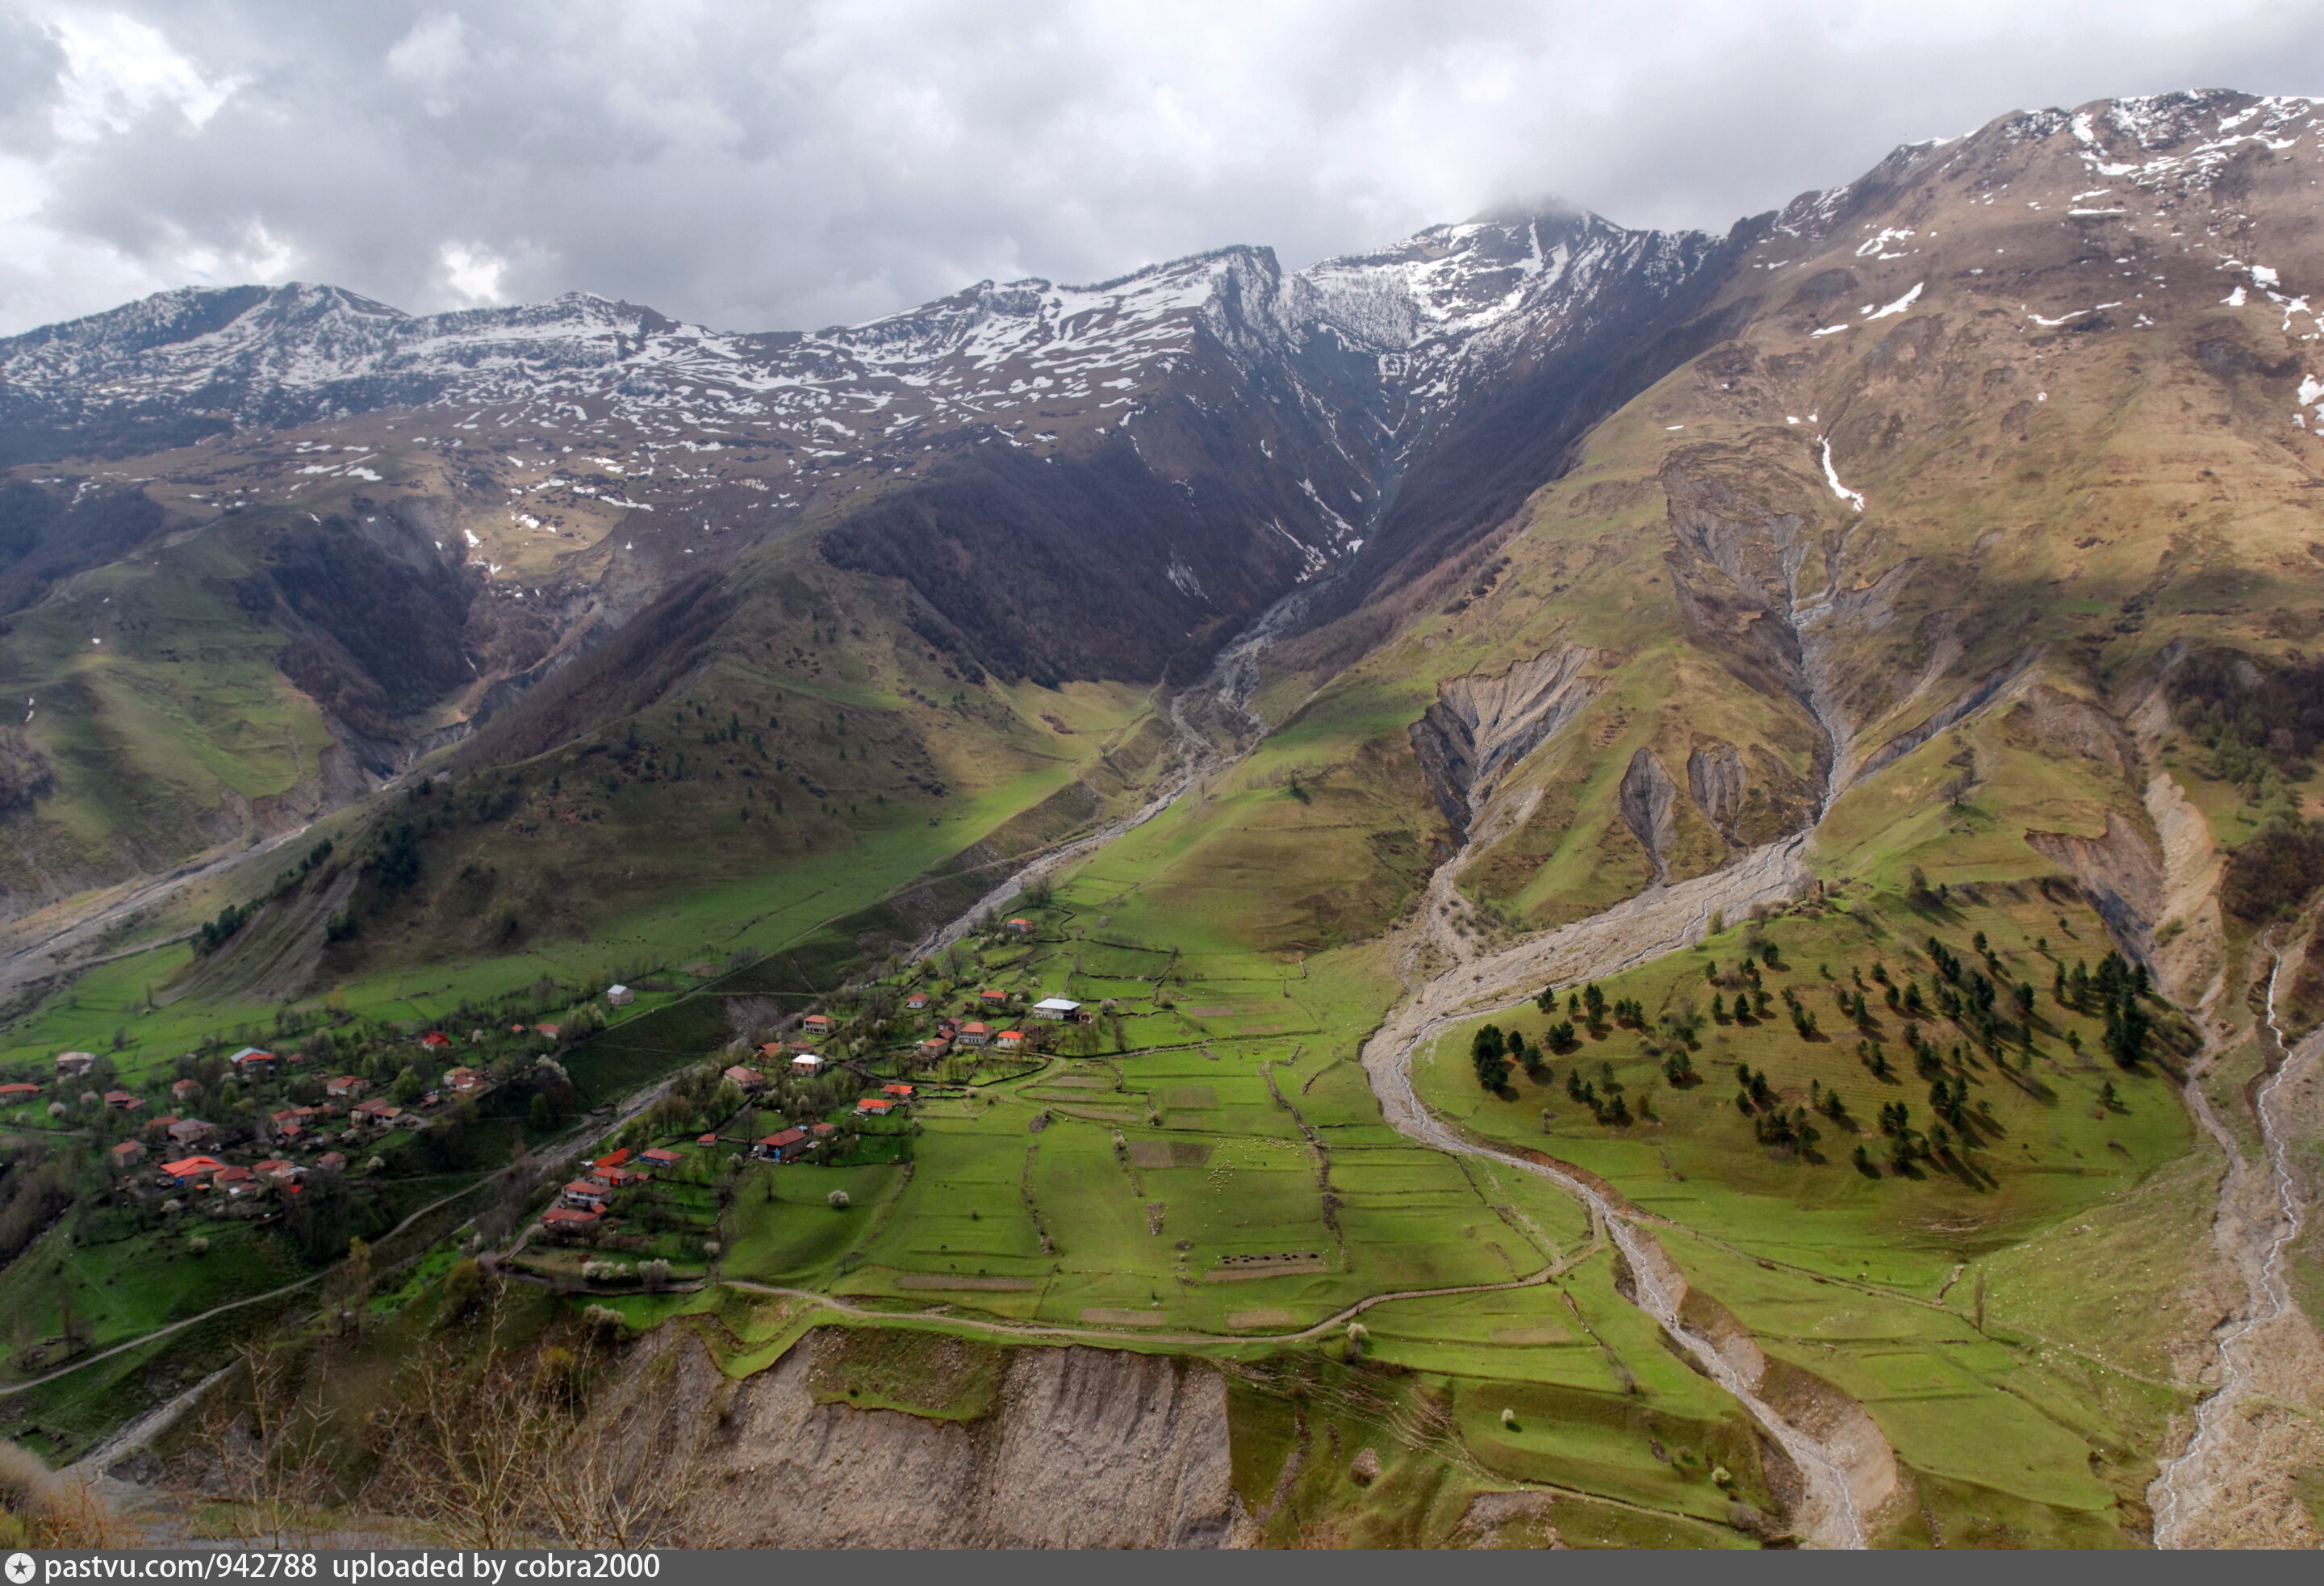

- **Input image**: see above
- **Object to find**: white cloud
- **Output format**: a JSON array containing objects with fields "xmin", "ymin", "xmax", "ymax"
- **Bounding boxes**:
[
  {"xmin": 48, "ymin": 9, "xmax": 238, "ymax": 141},
  {"xmin": 439, "ymin": 240, "xmax": 505, "ymax": 303},
  {"xmin": 387, "ymin": 10, "xmax": 467, "ymax": 113},
  {"xmin": 0, "ymin": 0, "xmax": 2318, "ymax": 337}
]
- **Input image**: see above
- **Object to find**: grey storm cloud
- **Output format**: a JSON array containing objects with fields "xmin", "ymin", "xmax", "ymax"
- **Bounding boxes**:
[{"xmin": 1, "ymin": 0, "xmax": 2322, "ymax": 335}]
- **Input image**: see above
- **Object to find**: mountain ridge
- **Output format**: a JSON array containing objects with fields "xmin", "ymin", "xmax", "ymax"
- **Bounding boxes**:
[
  {"xmin": 2, "ymin": 86, "xmax": 2324, "ymax": 1551},
  {"xmin": 2, "ymin": 83, "xmax": 2322, "ymax": 933}
]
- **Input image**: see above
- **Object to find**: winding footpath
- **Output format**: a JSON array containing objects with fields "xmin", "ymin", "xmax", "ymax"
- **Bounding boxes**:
[
  {"xmin": 2148, "ymin": 930, "xmax": 2322, "ymax": 1546},
  {"xmin": 721, "ymin": 1230, "xmax": 1604, "ymax": 1353}
]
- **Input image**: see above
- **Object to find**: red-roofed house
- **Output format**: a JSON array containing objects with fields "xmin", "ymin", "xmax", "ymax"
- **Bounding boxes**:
[
  {"xmin": 269, "ymin": 1106, "xmax": 319, "ymax": 1144},
  {"xmin": 917, "ymin": 1037, "xmax": 950, "ymax": 1061},
  {"xmin": 723, "ymin": 1065, "xmax": 766, "ymax": 1090},
  {"xmin": 978, "ymin": 988, "xmax": 1008, "ymax": 1007},
  {"xmin": 420, "ymin": 1032, "xmax": 454, "ymax": 1052},
  {"xmin": 317, "ymin": 1152, "xmax": 348, "ymax": 1173},
  {"xmin": 957, "ymin": 1022, "xmax": 991, "ymax": 1048},
  {"xmin": 325, "ymin": 1075, "xmax": 368, "ymax": 1099},
  {"xmin": 0, "ymin": 1082, "xmax": 38, "ymax": 1103},
  {"xmin": 810, "ymin": 1123, "xmax": 838, "ymax": 1139},
  {"xmin": 995, "ymin": 1030, "xmax": 1026, "ymax": 1052},
  {"xmin": 157, "ymin": 1154, "xmax": 224, "ymax": 1186},
  {"xmin": 639, "ymin": 1148, "xmax": 682, "ymax": 1170},
  {"xmin": 442, "ymin": 1066, "xmax": 487, "ymax": 1094},
  {"xmin": 562, "ymin": 1180, "xmax": 610, "ymax": 1211},
  {"xmin": 542, "ymin": 1207, "xmax": 600, "ymax": 1230},
  {"xmin": 905, "ymin": 991, "xmax": 930, "ymax": 1011},
  {"xmin": 1005, "ymin": 918, "xmax": 1033, "ymax": 933},
  {"xmin": 102, "ymin": 1090, "xmax": 142, "ymax": 1112},
  {"xmin": 351, "ymin": 1098, "xmax": 399, "ymax": 1126},
  {"xmin": 145, "ymin": 1113, "xmax": 178, "ymax": 1136},
  {"xmin": 753, "ymin": 1127, "xmax": 810, "ymax": 1162},
  {"xmin": 696, "ymin": 1133, "xmax": 719, "ymax": 1146},
  {"xmin": 855, "ymin": 1097, "xmax": 897, "ymax": 1117},
  {"xmin": 170, "ymin": 1078, "xmax": 200, "ymax": 1103},
  {"xmin": 534, "ymin": 1023, "xmax": 561, "ymax": 1039},
  {"xmin": 881, "ymin": 1083, "xmax": 916, "ymax": 1100},
  {"xmin": 215, "ymin": 1165, "xmax": 258, "ymax": 1196},
  {"xmin": 228, "ymin": 1047, "xmax": 278, "ymax": 1076},
  {"xmin": 110, "ymin": 1139, "xmax": 147, "ymax": 1170},
  {"xmin": 593, "ymin": 1149, "xmax": 632, "ymax": 1172},
  {"xmin": 254, "ymin": 1159, "xmax": 301, "ymax": 1186},
  {"xmin": 801, "ymin": 1014, "xmax": 835, "ymax": 1036}
]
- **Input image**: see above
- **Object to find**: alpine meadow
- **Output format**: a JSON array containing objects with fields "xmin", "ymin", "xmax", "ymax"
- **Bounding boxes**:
[{"xmin": 2, "ymin": 85, "xmax": 2324, "ymax": 1550}]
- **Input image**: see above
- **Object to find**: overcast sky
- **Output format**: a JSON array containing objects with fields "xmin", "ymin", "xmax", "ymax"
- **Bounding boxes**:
[{"xmin": 0, "ymin": 0, "xmax": 2320, "ymax": 337}]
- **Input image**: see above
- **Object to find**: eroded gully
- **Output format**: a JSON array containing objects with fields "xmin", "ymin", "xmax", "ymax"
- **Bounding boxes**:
[
  {"xmin": 2147, "ymin": 927, "xmax": 2321, "ymax": 1546},
  {"xmin": 1343, "ymin": 517, "xmax": 1871, "ymax": 1546}
]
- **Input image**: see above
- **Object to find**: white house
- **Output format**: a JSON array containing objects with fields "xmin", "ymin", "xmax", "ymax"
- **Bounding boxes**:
[
  {"xmin": 1031, "ymin": 998, "xmax": 1082, "ymax": 1021},
  {"xmin": 606, "ymin": 985, "xmax": 635, "ymax": 1007}
]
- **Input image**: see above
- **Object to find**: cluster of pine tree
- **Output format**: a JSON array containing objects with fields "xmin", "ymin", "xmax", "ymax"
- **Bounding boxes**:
[
  {"xmin": 1733, "ymin": 1059, "xmax": 1817, "ymax": 1156},
  {"xmin": 1470, "ymin": 1023, "xmax": 1551, "ymax": 1094},
  {"xmin": 1705, "ymin": 956, "xmax": 1774, "ymax": 1026},
  {"xmin": 1565, "ymin": 1060, "xmax": 1632, "ymax": 1126},
  {"xmin": 2053, "ymin": 950, "xmax": 2155, "ymax": 1068}
]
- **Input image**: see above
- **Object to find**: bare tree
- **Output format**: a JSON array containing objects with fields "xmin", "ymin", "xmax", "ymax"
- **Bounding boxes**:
[{"xmin": 362, "ymin": 1306, "xmax": 729, "ymax": 1548}]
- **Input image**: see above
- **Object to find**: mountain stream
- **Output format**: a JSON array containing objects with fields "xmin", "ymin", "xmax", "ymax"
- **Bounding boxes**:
[{"xmin": 2147, "ymin": 928, "xmax": 2322, "ymax": 1546}]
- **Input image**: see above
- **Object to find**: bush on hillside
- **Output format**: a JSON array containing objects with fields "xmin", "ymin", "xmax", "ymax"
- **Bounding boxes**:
[{"xmin": 2222, "ymin": 822, "xmax": 2324, "ymax": 923}]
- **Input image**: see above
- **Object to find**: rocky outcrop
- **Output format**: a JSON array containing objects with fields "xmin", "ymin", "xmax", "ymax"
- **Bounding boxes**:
[
  {"xmin": 1409, "ymin": 646, "xmax": 1596, "ymax": 837},
  {"xmin": 2024, "ymin": 811, "xmax": 2166, "ymax": 961},
  {"xmin": 2143, "ymin": 772, "xmax": 2227, "ymax": 1011},
  {"xmin": 1687, "ymin": 740, "xmax": 1746, "ymax": 842},
  {"xmin": 1618, "ymin": 748, "xmax": 1679, "ymax": 885},
  {"xmin": 1856, "ymin": 649, "xmax": 2042, "ymax": 785},
  {"xmin": 627, "ymin": 1327, "xmax": 1254, "ymax": 1549}
]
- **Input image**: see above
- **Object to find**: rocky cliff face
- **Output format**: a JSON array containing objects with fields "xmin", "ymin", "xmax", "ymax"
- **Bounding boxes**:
[{"xmin": 614, "ymin": 1327, "xmax": 1254, "ymax": 1550}]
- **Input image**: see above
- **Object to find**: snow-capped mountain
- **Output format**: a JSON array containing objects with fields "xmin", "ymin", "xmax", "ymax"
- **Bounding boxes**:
[
  {"xmin": 0, "ymin": 198, "xmax": 1748, "ymax": 715},
  {"xmin": 0, "ymin": 203, "xmax": 1723, "ymax": 517}
]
